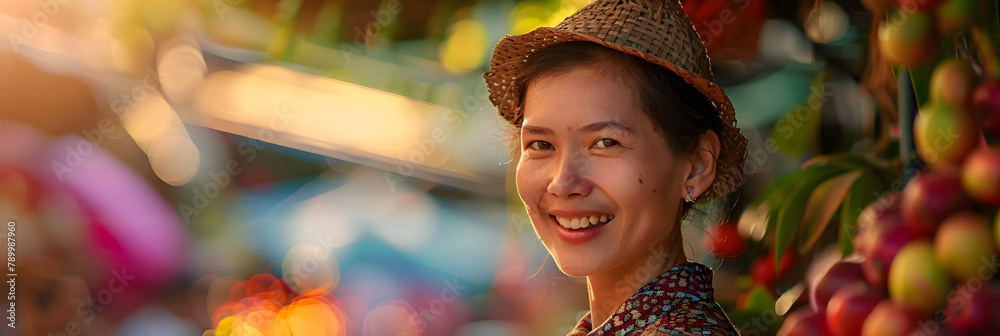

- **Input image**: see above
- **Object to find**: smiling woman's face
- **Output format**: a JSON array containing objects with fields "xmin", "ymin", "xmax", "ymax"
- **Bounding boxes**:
[{"xmin": 515, "ymin": 66, "xmax": 691, "ymax": 277}]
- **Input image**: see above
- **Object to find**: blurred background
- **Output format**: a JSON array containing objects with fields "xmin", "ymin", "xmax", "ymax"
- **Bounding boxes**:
[{"xmin": 0, "ymin": 0, "xmax": 982, "ymax": 335}]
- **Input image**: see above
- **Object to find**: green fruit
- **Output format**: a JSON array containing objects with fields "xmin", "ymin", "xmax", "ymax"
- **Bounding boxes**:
[
  {"xmin": 736, "ymin": 286, "xmax": 774, "ymax": 312},
  {"xmin": 934, "ymin": 212, "xmax": 995, "ymax": 280},
  {"xmin": 936, "ymin": 0, "xmax": 983, "ymax": 35},
  {"xmin": 914, "ymin": 104, "xmax": 980, "ymax": 171},
  {"xmin": 879, "ymin": 11, "xmax": 940, "ymax": 67},
  {"xmin": 889, "ymin": 241, "xmax": 953, "ymax": 316},
  {"xmin": 930, "ymin": 59, "xmax": 977, "ymax": 107}
]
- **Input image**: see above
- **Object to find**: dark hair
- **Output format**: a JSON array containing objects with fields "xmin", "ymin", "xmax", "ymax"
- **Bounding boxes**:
[{"xmin": 513, "ymin": 41, "xmax": 723, "ymax": 215}]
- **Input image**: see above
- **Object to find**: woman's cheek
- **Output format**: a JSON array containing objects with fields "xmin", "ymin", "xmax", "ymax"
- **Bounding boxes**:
[{"xmin": 515, "ymin": 161, "xmax": 542, "ymax": 205}]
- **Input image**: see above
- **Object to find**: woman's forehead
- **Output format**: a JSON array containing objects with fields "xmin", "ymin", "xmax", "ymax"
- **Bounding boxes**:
[{"xmin": 521, "ymin": 68, "xmax": 645, "ymax": 127}]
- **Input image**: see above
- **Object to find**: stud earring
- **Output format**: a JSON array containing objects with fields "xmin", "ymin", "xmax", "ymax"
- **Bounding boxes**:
[{"xmin": 685, "ymin": 185, "xmax": 697, "ymax": 203}]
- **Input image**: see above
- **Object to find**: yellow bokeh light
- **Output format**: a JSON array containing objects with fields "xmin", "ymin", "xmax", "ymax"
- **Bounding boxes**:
[
  {"xmin": 439, "ymin": 19, "xmax": 487, "ymax": 73},
  {"xmin": 121, "ymin": 94, "xmax": 185, "ymax": 152},
  {"xmin": 147, "ymin": 134, "xmax": 200, "ymax": 186},
  {"xmin": 276, "ymin": 298, "xmax": 346, "ymax": 336},
  {"xmin": 158, "ymin": 41, "xmax": 208, "ymax": 104}
]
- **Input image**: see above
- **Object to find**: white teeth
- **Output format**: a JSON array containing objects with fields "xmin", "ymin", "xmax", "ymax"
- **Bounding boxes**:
[{"xmin": 554, "ymin": 214, "xmax": 614, "ymax": 229}]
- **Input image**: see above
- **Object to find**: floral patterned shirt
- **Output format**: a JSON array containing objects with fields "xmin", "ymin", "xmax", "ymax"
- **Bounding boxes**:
[{"xmin": 567, "ymin": 262, "xmax": 739, "ymax": 336}]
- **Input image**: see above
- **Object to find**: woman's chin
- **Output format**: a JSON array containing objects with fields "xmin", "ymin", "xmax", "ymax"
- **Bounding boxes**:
[{"xmin": 550, "ymin": 253, "xmax": 604, "ymax": 278}]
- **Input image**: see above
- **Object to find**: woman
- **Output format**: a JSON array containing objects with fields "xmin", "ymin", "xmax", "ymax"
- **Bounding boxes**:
[{"xmin": 484, "ymin": 0, "xmax": 748, "ymax": 335}]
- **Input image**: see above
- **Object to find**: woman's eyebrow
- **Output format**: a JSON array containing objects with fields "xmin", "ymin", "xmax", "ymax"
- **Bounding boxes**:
[
  {"xmin": 580, "ymin": 120, "xmax": 634, "ymax": 134},
  {"xmin": 522, "ymin": 125, "xmax": 554, "ymax": 135}
]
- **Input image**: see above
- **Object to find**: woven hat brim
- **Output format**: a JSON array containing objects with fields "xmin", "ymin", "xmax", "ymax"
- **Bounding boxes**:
[{"xmin": 484, "ymin": 27, "xmax": 748, "ymax": 199}]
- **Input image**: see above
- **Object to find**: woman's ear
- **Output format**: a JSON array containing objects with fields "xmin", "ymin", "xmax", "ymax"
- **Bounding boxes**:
[{"xmin": 685, "ymin": 130, "xmax": 720, "ymax": 200}]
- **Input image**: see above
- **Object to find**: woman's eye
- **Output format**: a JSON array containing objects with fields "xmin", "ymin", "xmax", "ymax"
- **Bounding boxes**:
[
  {"xmin": 594, "ymin": 138, "xmax": 619, "ymax": 148},
  {"xmin": 528, "ymin": 140, "xmax": 553, "ymax": 150}
]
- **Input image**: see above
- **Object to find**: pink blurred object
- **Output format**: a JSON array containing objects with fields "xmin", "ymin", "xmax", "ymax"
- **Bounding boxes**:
[{"xmin": 0, "ymin": 122, "xmax": 188, "ymax": 306}]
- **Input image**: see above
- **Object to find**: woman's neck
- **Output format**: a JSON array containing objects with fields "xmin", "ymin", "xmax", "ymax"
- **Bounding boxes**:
[{"xmin": 585, "ymin": 230, "xmax": 688, "ymax": 328}]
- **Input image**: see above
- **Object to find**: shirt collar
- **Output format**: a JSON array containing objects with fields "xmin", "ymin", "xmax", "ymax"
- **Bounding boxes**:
[{"xmin": 569, "ymin": 262, "xmax": 717, "ymax": 335}]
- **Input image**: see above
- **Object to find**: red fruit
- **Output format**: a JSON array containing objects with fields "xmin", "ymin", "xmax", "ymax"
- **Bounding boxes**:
[
  {"xmin": 778, "ymin": 307, "xmax": 832, "ymax": 336},
  {"xmin": 901, "ymin": 172, "xmax": 971, "ymax": 231},
  {"xmin": 862, "ymin": 224, "xmax": 932, "ymax": 284},
  {"xmin": 810, "ymin": 261, "xmax": 867, "ymax": 311},
  {"xmin": 962, "ymin": 147, "xmax": 1000, "ymax": 205},
  {"xmin": 894, "ymin": 0, "xmax": 944, "ymax": 12},
  {"xmin": 703, "ymin": 222, "xmax": 746, "ymax": 258},
  {"xmin": 973, "ymin": 80, "xmax": 1000, "ymax": 135},
  {"xmin": 945, "ymin": 283, "xmax": 1000, "ymax": 333},
  {"xmin": 930, "ymin": 59, "xmax": 977, "ymax": 107},
  {"xmin": 879, "ymin": 11, "xmax": 940, "ymax": 67},
  {"xmin": 827, "ymin": 284, "xmax": 883, "ymax": 336},
  {"xmin": 854, "ymin": 194, "xmax": 904, "ymax": 257},
  {"xmin": 914, "ymin": 104, "xmax": 980, "ymax": 171},
  {"xmin": 861, "ymin": 301, "xmax": 920, "ymax": 336},
  {"xmin": 750, "ymin": 251, "xmax": 795, "ymax": 287}
]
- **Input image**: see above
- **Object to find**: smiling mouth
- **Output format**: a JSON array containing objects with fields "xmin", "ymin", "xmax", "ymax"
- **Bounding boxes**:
[{"xmin": 551, "ymin": 214, "xmax": 615, "ymax": 230}]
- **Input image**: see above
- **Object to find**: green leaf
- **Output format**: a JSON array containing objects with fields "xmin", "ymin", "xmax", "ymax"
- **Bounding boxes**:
[
  {"xmin": 801, "ymin": 153, "xmax": 873, "ymax": 171},
  {"xmin": 762, "ymin": 175, "xmax": 800, "ymax": 237},
  {"xmin": 767, "ymin": 71, "xmax": 831, "ymax": 157},
  {"xmin": 760, "ymin": 167, "xmax": 834, "ymax": 236},
  {"xmin": 773, "ymin": 164, "xmax": 845, "ymax": 271},
  {"xmin": 798, "ymin": 170, "xmax": 864, "ymax": 255},
  {"xmin": 748, "ymin": 159, "xmax": 857, "ymax": 248},
  {"xmin": 839, "ymin": 174, "xmax": 882, "ymax": 258},
  {"xmin": 751, "ymin": 172, "xmax": 801, "ymax": 208}
]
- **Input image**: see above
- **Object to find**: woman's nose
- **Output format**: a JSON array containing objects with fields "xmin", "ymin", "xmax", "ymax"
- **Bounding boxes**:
[{"xmin": 546, "ymin": 150, "xmax": 592, "ymax": 198}]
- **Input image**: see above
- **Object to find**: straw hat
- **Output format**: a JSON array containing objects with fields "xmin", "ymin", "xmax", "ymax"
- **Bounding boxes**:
[{"xmin": 483, "ymin": 0, "xmax": 749, "ymax": 199}]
